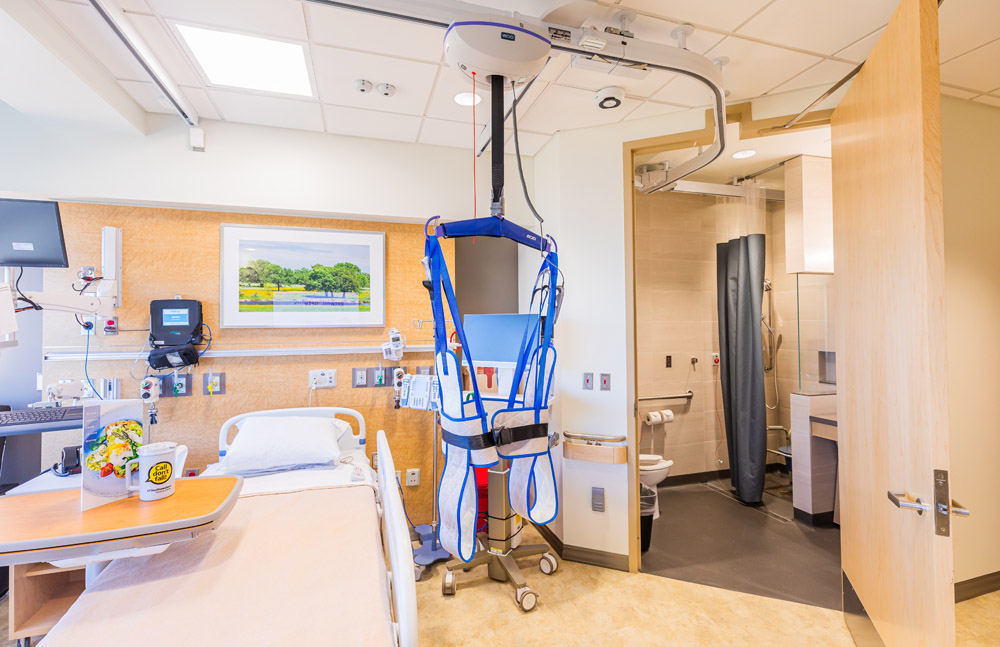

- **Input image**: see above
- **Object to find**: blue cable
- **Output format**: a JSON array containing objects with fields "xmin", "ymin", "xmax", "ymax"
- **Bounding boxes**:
[
  {"xmin": 199, "ymin": 322, "xmax": 213, "ymax": 356},
  {"xmin": 84, "ymin": 325, "xmax": 102, "ymax": 400},
  {"xmin": 396, "ymin": 477, "xmax": 417, "ymax": 530}
]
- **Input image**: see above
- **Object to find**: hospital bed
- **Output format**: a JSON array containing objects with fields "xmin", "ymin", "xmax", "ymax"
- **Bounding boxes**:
[{"xmin": 34, "ymin": 407, "xmax": 417, "ymax": 647}]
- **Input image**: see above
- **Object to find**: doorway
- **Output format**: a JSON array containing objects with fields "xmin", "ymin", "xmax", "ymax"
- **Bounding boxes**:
[{"xmin": 628, "ymin": 123, "xmax": 842, "ymax": 610}]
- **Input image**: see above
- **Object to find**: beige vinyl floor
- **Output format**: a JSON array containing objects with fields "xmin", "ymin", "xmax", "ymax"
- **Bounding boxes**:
[{"xmin": 2, "ymin": 548, "xmax": 998, "ymax": 646}]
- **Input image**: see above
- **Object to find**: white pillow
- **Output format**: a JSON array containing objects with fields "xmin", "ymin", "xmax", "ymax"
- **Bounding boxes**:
[{"xmin": 219, "ymin": 416, "xmax": 346, "ymax": 475}]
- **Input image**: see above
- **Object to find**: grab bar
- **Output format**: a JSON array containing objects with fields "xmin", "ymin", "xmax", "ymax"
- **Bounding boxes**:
[
  {"xmin": 637, "ymin": 391, "xmax": 693, "ymax": 402},
  {"xmin": 563, "ymin": 431, "xmax": 626, "ymax": 445}
]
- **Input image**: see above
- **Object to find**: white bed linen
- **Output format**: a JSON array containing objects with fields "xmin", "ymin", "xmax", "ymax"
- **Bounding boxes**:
[{"xmin": 200, "ymin": 449, "xmax": 373, "ymax": 496}]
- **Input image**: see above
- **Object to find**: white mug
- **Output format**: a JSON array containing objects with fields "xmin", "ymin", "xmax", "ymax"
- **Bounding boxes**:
[{"xmin": 125, "ymin": 442, "xmax": 188, "ymax": 501}]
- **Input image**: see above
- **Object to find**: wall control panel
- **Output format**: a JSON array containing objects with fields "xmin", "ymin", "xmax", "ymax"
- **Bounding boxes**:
[
  {"xmin": 309, "ymin": 369, "xmax": 337, "ymax": 389},
  {"xmin": 583, "ymin": 372, "xmax": 593, "ymax": 390},
  {"xmin": 600, "ymin": 373, "xmax": 611, "ymax": 391},
  {"xmin": 405, "ymin": 468, "xmax": 420, "ymax": 486}
]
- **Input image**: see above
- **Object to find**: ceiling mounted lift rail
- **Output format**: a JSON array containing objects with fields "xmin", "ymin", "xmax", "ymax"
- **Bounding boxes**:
[{"xmin": 303, "ymin": 0, "xmax": 726, "ymax": 187}]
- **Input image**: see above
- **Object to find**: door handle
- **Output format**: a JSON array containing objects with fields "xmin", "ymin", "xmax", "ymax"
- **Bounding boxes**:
[
  {"xmin": 936, "ymin": 499, "xmax": 971, "ymax": 517},
  {"xmin": 887, "ymin": 490, "xmax": 931, "ymax": 515}
]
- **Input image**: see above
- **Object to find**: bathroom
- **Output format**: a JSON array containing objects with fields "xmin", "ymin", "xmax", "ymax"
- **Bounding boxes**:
[{"xmin": 631, "ymin": 123, "xmax": 841, "ymax": 609}]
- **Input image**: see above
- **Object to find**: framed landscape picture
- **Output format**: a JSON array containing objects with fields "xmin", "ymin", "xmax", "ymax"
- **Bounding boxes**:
[{"xmin": 220, "ymin": 224, "xmax": 385, "ymax": 328}]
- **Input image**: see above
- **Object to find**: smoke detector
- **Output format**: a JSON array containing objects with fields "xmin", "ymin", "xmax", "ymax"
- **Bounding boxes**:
[
  {"xmin": 354, "ymin": 79, "xmax": 373, "ymax": 93},
  {"xmin": 596, "ymin": 86, "xmax": 625, "ymax": 109}
]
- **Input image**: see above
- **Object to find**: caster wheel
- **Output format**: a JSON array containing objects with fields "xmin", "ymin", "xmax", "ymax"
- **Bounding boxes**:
[
  {"xmin": 442, "ymin": 570, "xmax": 456, "ymax": 596},
  {"xmin": 539, "ymin": 552, "xmax": 558, "ymax": 575},
  {"xmin": 414, "ymin": 564, "xmax": 426, "ymax": 581},
  {"xmin": 515, "ymin": 586, "xmax": 537, "ymax": 612}
]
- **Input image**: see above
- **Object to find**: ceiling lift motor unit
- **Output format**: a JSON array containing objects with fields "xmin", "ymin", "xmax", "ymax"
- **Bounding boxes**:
[{"xmin": 443, "ymin": 15, "xmax": 551, "ymax": 86}]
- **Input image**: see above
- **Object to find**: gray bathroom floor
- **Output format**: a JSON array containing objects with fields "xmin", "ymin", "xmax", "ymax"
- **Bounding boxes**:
[{"xmin": 640, "ymin": 470, "xmax": 843, "ymax": 610}]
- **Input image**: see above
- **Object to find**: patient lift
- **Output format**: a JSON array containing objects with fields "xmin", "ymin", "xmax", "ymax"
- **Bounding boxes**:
[{"xmin": 422, "ymin": 16, "xmax": 565, "ymax": 611}]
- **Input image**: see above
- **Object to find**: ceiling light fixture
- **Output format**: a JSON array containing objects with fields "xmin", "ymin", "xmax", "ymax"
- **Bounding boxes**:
[
  {"xmin": 732, "ymin": 149, "xmax": 757, "ymax": 159},
  {"xmin": 176, "ymin": 24, "xmax": 313, "ymax": 97},
  {"xmin": 454, "ymin": 92, "xmax": 482, "ymax": 106}
]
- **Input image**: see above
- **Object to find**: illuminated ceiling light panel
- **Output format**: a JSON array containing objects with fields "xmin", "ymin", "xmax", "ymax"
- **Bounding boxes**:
[{"xmin": 176, "ymin": 24, "xmax": 312, "ymax": 97}]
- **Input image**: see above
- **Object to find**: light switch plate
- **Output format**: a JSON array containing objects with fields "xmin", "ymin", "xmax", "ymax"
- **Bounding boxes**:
[
  {"xmin": 600, "ymin": 373, "xmax": 611, "ymax": 391},
  {"xmin": 583, "ymin": 372, "xmax": 593, "ymax": 390},
  {"xmin": 592, "ymin": 487, "xmax": 605, "ymax": 512}
]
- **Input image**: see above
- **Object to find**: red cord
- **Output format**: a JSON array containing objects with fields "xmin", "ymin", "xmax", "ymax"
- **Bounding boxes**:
[{"xmin": 472, "ymin": 72, "xmax": 477, "ymax": 221}]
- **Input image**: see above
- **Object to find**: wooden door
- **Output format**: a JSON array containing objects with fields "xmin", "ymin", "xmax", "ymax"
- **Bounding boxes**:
[{"xmin": 831, "ymin": 0, "xmax": 953, "ymax": 645}]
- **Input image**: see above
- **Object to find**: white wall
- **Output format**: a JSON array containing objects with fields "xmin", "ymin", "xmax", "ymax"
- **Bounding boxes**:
[
  {"xmin": 941, "ymin": 96, "xmax": 1000, "ymax": 584},
  {"xmin": 0, "ymin": 105, "xmax": 537, "ymax": 228}
]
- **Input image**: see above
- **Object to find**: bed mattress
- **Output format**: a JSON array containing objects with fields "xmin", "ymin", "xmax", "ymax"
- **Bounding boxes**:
[{"xmin": 40, "ymin": 470, "xmax": 394, "ymax": 647}]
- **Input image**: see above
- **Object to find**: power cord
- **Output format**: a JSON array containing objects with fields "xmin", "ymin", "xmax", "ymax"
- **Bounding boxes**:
[
  {"xmin": 14, "ymin": 267, "xmax": 41, "ymax": 310},
  {"xmin": 509, "ymin": 79, "xmax": 545, "ymax": 249},
  {"xmin": 396, "ymin": 476, "xmax": 417, "ymax": 530},
  {"xmin": 83, "ymin": 322, "xmax": 103, "ymax": 400},
  {"xmin": 198, "ymin": 322, "xmax": 213, "ymax": 356}
]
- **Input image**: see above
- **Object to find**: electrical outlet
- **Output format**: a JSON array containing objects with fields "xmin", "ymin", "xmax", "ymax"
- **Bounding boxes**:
[
  {"xmin": 583, "ymin": 372, "xmax": 594, "ymax": 390},
  {"xmin": 79, "ymin": 315, "xmax": 96, "ymax": 336},
  {"xmin": 309, "ymin": 369, "xmax": 337, "ymax": 389},
  {"xmin": 162, "ymin": 373, "xmax": 192, "ymax": 397},
  {"xmin": 405, "ymin": 468, "xmax": 420, "ymax": 486},
  {"xmin": 353, "ymin": 368, "xmax": 367, "ymax": 387},
  {"xmin": 202, "ymin": 372, "xmax": 226, "ymax": 395}
]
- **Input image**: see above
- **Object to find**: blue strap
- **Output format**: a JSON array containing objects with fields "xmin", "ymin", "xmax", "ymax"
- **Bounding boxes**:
[
  {"xmin": 426, "ymin": 235, "xmax": 487, "ymax": 425},
  {"xmin": 507, "ymin": 252, "xmax": 559, "ymax": 420}
]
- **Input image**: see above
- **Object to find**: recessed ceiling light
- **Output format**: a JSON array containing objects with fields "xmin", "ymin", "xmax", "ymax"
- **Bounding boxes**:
[
  {"xmin": 176, "ymin": 24, "xmax": 312, "ymax": 97},
  {"xmin": 732, "ymin": 149, "xmax": 757, "ymax": 159},
  {"xmin": 454, "ymin": 92, "xmax": 482, "ymax": 106}
]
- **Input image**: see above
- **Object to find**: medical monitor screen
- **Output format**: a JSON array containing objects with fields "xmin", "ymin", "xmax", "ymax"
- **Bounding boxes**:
[
  {"xmin": 162, "ymin": 309, "xmax": 190, "ymax": 327},
  {"xmin": 0, "ymin": 199, "xmax": 69, "ymax": 268}
]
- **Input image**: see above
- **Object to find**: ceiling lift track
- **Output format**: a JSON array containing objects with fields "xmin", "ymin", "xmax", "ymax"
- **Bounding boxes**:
[{"xmin": 302, "ymin": 0, "xmax": 726, "ymax": 189}]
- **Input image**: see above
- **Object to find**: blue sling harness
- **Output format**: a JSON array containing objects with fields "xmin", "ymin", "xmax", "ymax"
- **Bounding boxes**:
[{"xmin": 424, "ymin": 216, "xmax": 562, "ymax": 562}]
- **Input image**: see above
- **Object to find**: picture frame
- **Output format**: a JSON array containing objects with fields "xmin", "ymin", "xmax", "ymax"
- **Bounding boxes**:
[{"xmin": 220, "ymin": 224, "xmax": 386, "ymax": 328}]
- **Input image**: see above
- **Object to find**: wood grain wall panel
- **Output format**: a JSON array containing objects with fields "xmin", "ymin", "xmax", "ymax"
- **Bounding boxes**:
[{"xmin": 41, "ymin": 203, "xmax": 453, "ymax": 522}]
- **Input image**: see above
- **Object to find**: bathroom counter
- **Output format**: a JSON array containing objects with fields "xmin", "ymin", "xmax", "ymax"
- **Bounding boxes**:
[{"xmin": 810, "ymin": 413, "xmax": 838, "ymax": 441}]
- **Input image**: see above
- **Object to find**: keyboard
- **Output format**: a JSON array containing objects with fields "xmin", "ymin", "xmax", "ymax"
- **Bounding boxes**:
[{"xmin": 0, "ymin": 406, "xmax": 83, "ymax": 427}]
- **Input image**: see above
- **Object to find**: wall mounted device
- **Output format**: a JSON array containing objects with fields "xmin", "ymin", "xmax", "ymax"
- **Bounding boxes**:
[
  {"xmin": 147, "ymin": 299, "xmax": 205, "ymax": 370},
  {"xmin": 382, "ymin": 328, "xmax": 406, "ymax": 361},
  {"xmin": 0, "ymin": 199, "xmax": 68, "ymax": 268}
]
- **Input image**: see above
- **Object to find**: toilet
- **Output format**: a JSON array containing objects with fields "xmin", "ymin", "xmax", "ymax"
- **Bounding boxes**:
[{"xmin": 639, "ymin": 454, "xmax": 674, "ymax": 487}]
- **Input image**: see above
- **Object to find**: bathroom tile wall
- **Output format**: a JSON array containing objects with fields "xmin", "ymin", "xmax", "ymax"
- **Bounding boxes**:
[{"xmin": 634, "ymin": 191, "xmax": 786, "ymax": 477}]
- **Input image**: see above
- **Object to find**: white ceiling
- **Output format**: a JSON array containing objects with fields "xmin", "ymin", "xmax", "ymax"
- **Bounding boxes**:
[
  {"xmin": 25, "ymin": 0, "xmax": 1000, "ymax": 156},
  {"xmin": 635, "ymin": 121, "xmax": 831, "ymax": 190}
]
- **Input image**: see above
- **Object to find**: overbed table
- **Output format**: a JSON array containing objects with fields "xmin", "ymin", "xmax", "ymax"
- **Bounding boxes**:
[{"xmin": 0, "ymin": 477, "xmax": 242, "ymax": 645}]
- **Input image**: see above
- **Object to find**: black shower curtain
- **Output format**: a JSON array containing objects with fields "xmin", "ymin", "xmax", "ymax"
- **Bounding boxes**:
[{"xmin": 716, "ymin": 234, "xmax": 767, "ymax": 504}]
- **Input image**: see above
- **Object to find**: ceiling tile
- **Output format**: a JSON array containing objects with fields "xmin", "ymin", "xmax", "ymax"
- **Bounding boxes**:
[
  {"xmin": 834, "ymin": 28, "xmax": 883, "ymax": 64},
  {"xmin": 129, "ymin": 14, "xmax": 202, "ymax": 86},
  {"xmin": 939, "ymin": 0, "xmax": 1000, "ymax": 63},
  {"xmin": 42, "ymin": 0, "xmax": 147, "ymax": 81},
  {"xmin": 504, "ymin": 129, "xmax": 550, "ymax": 156},
  {"xmin": 941, "ymin": 85, "xmax": 979, "ymax": 100},
  {"xmin": 304, "ymin": 3, "xmax": 442, "ymax": 63},
  {"xmin": 940, "ymin": 39, "xmax": 1000, "ymax": 94},
  {"xmin": 537, "ymin": 52, "xmax": 570, "ymax": 83},
  {"xmin": 973, "ymin": 95, "xmax": 1000, "ymax": 108},
  {"xmin": 147, "ymin": 0, "xmax": 307, "ymax": 40},
  {"xmin": 738, "ymin": 0, "xmax": 897, "ymax": 56},
  {"xmin": 651, "ymin": 74, "xmax": 715, "ymax": 107},
  {"xmin": 324, "ymin": 104, "xmax": 421, "ymax": 142},
  {"xmin": 620, "ymin": 0, "xmax": 772, "ymax": 33},
  {"xmin": 518, "ymin": 84, "xmax": 639, "ymax": 135},
  {"xmin": 118, "ymin": 0, "xmax": 152, "ymax": 12},
  {"xmin": 769, "ymin": 59, "xmax": 857, "ymax": 94},
  {"xmin": 425, "ymin": 66, "xmax": 491, "ymax": 124},
  {"xmin": 419, "ymin": 117, "xmax": 483, "ymax": 149},
  {"xmin": 698, "ymin": 36, "xmax": 821, "ymax": 102},
  {"xmin": 207, "ymin": 89, "xmax": 323, "ymax": 131},
  {"xmin": 118, "ymin": 79, "xmax": 219, "ymax": 119},
  {"xmin": 313, "ymin": 45, "xmax": 438, "ymax": 115},
  {"xmin": 555, "ymin": 56, "xmax": 673, "ymax": 98},
  {"xmin": 623, "ymin": 100, "xmax": 687, "ymax": 121}
]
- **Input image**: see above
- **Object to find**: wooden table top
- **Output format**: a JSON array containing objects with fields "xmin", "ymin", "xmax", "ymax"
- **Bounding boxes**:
[{"xmin": 0, "ymin": 477, "xmax": 242, "ymax": 555}]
